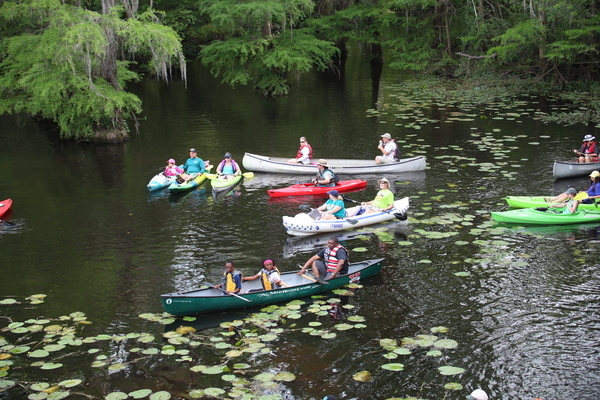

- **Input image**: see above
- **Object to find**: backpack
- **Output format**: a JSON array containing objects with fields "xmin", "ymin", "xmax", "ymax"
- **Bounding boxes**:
[
  {"xmin": 391, "ymin": 139, "xmax": 400, "ymax": 161},
  {"xmin": 333, "ymin": 173, "xmax": 341, "ymax": 184}
]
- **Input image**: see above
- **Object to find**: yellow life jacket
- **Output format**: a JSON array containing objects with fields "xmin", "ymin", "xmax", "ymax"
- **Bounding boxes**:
[
  {"xmin": 222, "ymin": 270, "xmax": 242, "ymax": 292},
  {"xmin": 260, "ymin": 268, "xmax": 281, "ymax": 290}
]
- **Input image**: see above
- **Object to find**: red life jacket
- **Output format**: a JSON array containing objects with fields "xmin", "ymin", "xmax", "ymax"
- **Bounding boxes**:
[
  {"xmin": 296, "ymin": 144, "xmax": 313, "ymax": 159},
  {"xmin": 324, "ymin": 244, "xmax": 348, "ymax": 273}
]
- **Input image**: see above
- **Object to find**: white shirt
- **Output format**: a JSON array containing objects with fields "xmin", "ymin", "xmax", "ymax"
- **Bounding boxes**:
[
  {"xmin": 297, "ymin": 146, "xmax": 311, "ymax": 164},
  {"xmin": 382, "ymin": 141, "xmax": 397, "ymax": 161}
]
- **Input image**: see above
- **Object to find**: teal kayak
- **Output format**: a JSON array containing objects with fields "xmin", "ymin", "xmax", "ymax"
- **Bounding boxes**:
[
  {"xmin": 491, "ymin": 208, "xmax": 600, "ymax": 225},
  {"xmin": 210, "ymin": 174, "xmax": 243, "ymax": 193},
  {"xmin": 505, "ymin": 196, "xmax": 600, "ymax": 210},
  {"xmin": 168, "ymin": 166, "xmax": 213, "ymax": 193}
]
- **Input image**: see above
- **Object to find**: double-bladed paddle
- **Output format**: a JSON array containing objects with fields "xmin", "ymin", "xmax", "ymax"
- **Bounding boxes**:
[
  {"xmin": 206, "ymin": 172, "xmax": 254, "ymax": 179},
  {"xmin": 0, "ymin": 220, "xmax": 15, "ymax": 226},
  {"xmin": 341, "ymin": 194, "xmax": 408, "ymax": 221},
  {"xmin": 202, "ymin": 281, "xmax": 252, "ymax": 302}
]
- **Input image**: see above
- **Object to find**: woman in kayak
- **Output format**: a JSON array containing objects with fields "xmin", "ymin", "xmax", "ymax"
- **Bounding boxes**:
[
  {"xmin": 548, "ymin": 189, "xmax": 580, "ymax": 214},
  {"xmin": 316, "ymin": 190, "xmax": 346, "ymax": 220},
  {"xmin": 361, "ymin": 177, "xmax": 394, "ymax": 213},
  {"xmin": 216, "ymin": 152, "xmax": 241, "ymax": 178}
]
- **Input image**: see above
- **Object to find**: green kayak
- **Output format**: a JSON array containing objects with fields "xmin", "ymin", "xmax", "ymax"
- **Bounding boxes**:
[
  {"xmin": 168, "ymin": 166, "xmax": 213, "ymax": 193},
  {"xmin": 505, "ymin": 196, "xmax": 599, "ymax": 209},
  {"xmin": 161, "ymin": 258, "xmax": 383, "ymax": 316},
  {"xmin": 491, "ymin": 208, "xmax": 600, "ymax": 225},
  {"xmin": 210, "ymin": 174, "xmax": 243, "ymax": 193}
]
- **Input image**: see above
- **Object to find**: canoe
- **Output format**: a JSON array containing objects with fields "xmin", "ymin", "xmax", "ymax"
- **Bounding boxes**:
[
  {"xmin": 282, "ymin": 197, "xmax": 409, "ymax": 237},
  {"xmin": 505, "ymin": 196, "xmax": 600, "ymax": 210},
  {"xmin": 0, "ymin": 199, "xmax": 13, "ymax": 219},
  {"xmin": 147, "ymin": 173, "xmax": 176, "ymax": 191},
  {"xmin": 553, "ymin": 159, "xmax": 600, "ymax": 179},
  {"xmin": 168, "ymin": 166, "xmax": 213, "ymax": 193},
  {"xmin": 242, "ymin": 152, "xmax": 426, "ymax": 175},
  {"xmin": 210, "ymin": 174, "xmax": 243, "ymax": 193},
  {"xmin": 161, "ymin": 258, "xmax": 384, "ymax": 316},
  {"xmin": 267, "ymin": 179, "xmax": 367, "ymax": 198},
  {"xmin": 491, "ymin": 208, "xmax": 600, "ymax": 225}
]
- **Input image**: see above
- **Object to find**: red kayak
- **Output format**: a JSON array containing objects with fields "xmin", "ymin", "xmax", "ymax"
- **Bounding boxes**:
[
  {"xmin": 0, "ymin": 199, "xmax": 13, "ymax": 219},
  {"xmin": 267, "ymin": 180, "xmax": 367, "ymax": 198}
]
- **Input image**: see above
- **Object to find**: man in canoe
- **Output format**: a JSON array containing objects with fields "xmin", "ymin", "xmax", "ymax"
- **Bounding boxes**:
[
  {"xmin": 375, "ymin": 133, "xmax": 398, "ymax": 164},
  {"xmin": 573, "ymin": 134, "xmax": 599, "ymax": 163},
  {"xmin": 243, "ymin": 259, "xmax": 285, "ymax": 290},
  {"xmin": 361, "ymin": 177, "xmax": 395, "ymax": 213},
  {"xmin": 214, "ymin": 261, "xmax": 242, "ymax": 295},
  {"xmin": 298, "ymin": 237, "xmax": 349, "ymax": 281},
  {"xmin": 288, "ymin": 136, "xmax": 313, "ymax": 164},
  {"xmin": 314, "ymin": 159, "xmax": 335, "ymax": 187},
  {"xmin": 179, "ymin": 148, "xmax": 206, "ymax": 182}
]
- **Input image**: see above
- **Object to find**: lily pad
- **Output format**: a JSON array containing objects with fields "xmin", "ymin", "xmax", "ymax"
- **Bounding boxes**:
[
  {"xmin": 438, "ymin": 366, "xmax": 465, "ymax": 375},
  {"xmin": 381, "ymin": 363, "xmax": 405, "ymax": 371},
  {"xmin": 352, "ymin": 370, "xmax": 372, "ymax": 382},
  {"xmin": 149, "ymin": 391, "xmax": 172, "ymax": 400}
]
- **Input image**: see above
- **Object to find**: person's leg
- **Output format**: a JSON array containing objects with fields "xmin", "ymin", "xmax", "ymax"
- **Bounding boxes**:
[{"xmin": 313, "ymin": 260, "xmax": 327, "ymax": 279}]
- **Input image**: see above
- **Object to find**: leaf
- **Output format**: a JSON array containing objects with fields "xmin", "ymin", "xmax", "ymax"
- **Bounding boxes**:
[
  {"xmin": 40, "ymin": 363, "xmax": 63, "ymax": 370},
  {"xmin": 105, "ymin": 392, "xmax": 128, "ymax": 400},
  {"xmin": 149, "ymin": 391, "xmax": 172, "ymax": 400},
  {"xmin": 381, "ymin": 363, "xmax": 404, "ymax": 371},
  {"xmin": 438, "ymin": 366, "xmax": 465, "ymax": 375},
  {"xmin": 58, "ymin": 379, "xmax": 82, "ymax": 388},
  {"xmin": 352, "ymin": 370, "xmax": 372, "ymax": 382}
]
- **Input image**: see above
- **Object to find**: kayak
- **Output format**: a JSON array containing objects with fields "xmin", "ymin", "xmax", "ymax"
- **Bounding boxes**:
[
  {"xmin": 282, "ymin": 197, "xmax": 409, "ymax": 237},
  {"xmin": 242, "ymin": 152, "xmax": 426, "ymax": 174},
  {"xmin": 147, "ymin": 173, "xmax": 177, "ymax": 191},
  {"xmin": 0, "ymin": 199, "xmax": 12, "ymax": 219},
  {"xmin": 505, "ymin": 196, "xmax": 600, "ymax": 210},
  {"xmin": 168, "ymin": 166, "xmax": 213, "ymax": 193},
  {"xmin": 491, "ymin": 208, "xmax": 600, "ymax": 225},
  {"xmin": 161, "ymin": 258, "xmax": 383, "ymax": 316},
  {"xmin": 553, "ymin": 159, "xmax": 600, "ymax": 179},
  {"xmin": 210, "ymin": 174, "xmax": 243, "ymax": 193},
  {"xmin": 267, "ymin": 179, "xmax": 367, "ymax": 198}
]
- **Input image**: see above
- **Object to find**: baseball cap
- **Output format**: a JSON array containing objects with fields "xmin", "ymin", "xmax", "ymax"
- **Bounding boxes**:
[
  {"xmin": 189, "ymin": 148, "xmax": 197, "ymax": 152},
  {"xmin": 565, "ymin": 188, "xmax": 577, "ymax": 195},
  {"xmin": 590, "ymin": 171, "xmax": 600, "ymax": 178},
  {"xmin": 381, "ymin": 133, "xmax": 392, "ymax": 139},
  {"xmin": 327, "ymin": 190, "xmax": 339, "ymax": 197},
  {"xmin": 167, "ymin": 158, "xmax": 176, "ymax": 164}
]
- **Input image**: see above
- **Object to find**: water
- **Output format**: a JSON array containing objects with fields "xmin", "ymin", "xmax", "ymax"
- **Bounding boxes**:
[{"xmin": 1, "ymin": 54, "xmax": 599, "ymax": 400}]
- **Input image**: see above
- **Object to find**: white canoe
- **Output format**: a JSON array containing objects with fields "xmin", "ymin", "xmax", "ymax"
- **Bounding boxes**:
[
  {"xmin": 243, "ymin": 152, "xmax": 426, "ymax": 175},
  {"xmin": 553, "ymin": 159, "xmax": 600, "ymax": 179},
  {"xmin": 147, "ymin": 173, "xmax": 176, "ymax": 191},
  {"xmin": 282, "ymin": 197, "xmax": 409, "ymax": 237}
]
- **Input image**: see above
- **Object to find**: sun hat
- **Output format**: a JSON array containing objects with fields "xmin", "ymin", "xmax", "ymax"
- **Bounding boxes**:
[
  {"xmin": 378, "ymin": 177, "xmax": 390, "ymax": 185},
  {"xmin": 318, "ymin": 159, "xmax": 329, "ymax": 167},
  {"xmin": 189, "ymin": 148, "xmax": 197, "ymax": 152},
  {"xmin": 565, "ymin": 188, "xmax": 577, "ymax": 195},
  {"xmin": 224, "ymin": 152, "xmax": 232, "ymax": 158},
  {"xmin": 381, "ymin": 133, "xmax": 392, "ymax": 139},
  {"xmin": 590, "ymin": 170, "xmax": 600, "ymax": 178},
  {"xmin": 167, "ymin": 158, "xmax": 176, "ymax": 164},
  {"xmin": 466, "ymin": 389, "xmax": 488, "ymax": 400},
  {"xmin": 583, "ymin": 134, "xmax": 595, "ymax": 141},
  {"xmin": 327, "ymin": 190, "xmax": 339, "ymax": 197}
]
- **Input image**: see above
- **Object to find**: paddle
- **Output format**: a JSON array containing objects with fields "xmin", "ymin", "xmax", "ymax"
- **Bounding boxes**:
[
  {"xmin": 202, "ymin": 281, "xmax": 252, "ymax": 302},
  {"xmin": 342, "ymin": 195, "xmax": 407, "ymax": 221},
  {"xmin": 0, "ymin": 220, "xmax": 15, "ymax": 226},
  {"xmin": 297, "ymin": 265, "xmax": 328, "ymax": 284},
  {"xmin": 574, "ymin": 192, "xmax": 589, "ymax": 201},
  {"xmin": 206, "ymin": 172, "xmax": 254, "ymax": 179}
]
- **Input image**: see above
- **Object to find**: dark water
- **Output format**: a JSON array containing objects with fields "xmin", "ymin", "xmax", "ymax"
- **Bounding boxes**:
[{"xmin": 1, "ymin": 52, "xmax": 600, "ymax": 400}]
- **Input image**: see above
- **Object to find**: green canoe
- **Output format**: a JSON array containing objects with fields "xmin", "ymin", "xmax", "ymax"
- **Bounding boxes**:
[
  {"xmin": 161, "ymin": 258, "xmax": 384, "ymax": 316},
  {"xmin": 505, "ymin": 196, "xmax": 599, "ymax": 209},
  {"xmin": 491, "ymin": 208, "xmax": 600, "ymax": 225},
  {"xmin": 168, "ymin": 166, "xmax": 213, "ymax": 193}
]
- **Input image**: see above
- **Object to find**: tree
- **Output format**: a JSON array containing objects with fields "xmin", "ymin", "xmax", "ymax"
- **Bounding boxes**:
[
  {"xmin": 197, "ymin": 0, "xmax": 339, "ymax": 96},
  {"xmin": 0, "ymin": 0, "xmax": 186, "ymax": 141}
]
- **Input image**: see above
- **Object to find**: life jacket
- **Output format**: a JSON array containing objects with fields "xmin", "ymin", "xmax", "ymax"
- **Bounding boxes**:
[
  {"xmin": 316, "ymin": 169, "xmax": 335, "ymax": 187},
  {"xmin": 579, "ymin": 141, "xmax": 598, "ymax": 154},
  {"xmin": 296, "ymin": 144, "xmax": 313, "ymax": 159},
  {"xmin": 260, "ymin": 267, "xmax": 281, "ymax": 290},
  {"xmin": 324, "ymin": 244, "xmax": 349, "ymax": 274},
  {"xmin": 222, "ymin": 270, "xmax": 242, "ymax": 292},
  {"xmin": 217, "ymin": 159, "xmax": 239, "ymax": 174}
]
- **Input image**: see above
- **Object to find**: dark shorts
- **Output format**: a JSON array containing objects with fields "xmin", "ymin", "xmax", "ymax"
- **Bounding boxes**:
[{"xmin": 315, "ymin": 260, "xmax": 348, "ymax": 278}]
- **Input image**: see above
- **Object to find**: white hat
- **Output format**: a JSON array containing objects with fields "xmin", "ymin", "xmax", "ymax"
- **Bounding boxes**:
[
  {"xmin": 381, "ymin": 133, "xmax": 392, "ymax": 139},
  {"xmin": 466, "ymin": 389, "xmax": 488, "ymax": 400},
  {"xmin": 583, "ymin": 134, "xmax": 595, "ymax": 141},
  {"xmin": 590, "ymin": 170, "xmax": 600, "ymax": 178}
]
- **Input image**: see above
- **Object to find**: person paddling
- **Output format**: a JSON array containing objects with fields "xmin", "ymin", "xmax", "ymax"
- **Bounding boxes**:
[
  {"xmin": 314, "ymin": 159, "xmax": 335, "ymax": 187},
  {"xmin": 243, "ymin": 259, "xmax": 285, "ymax": 290},
  {"xmin": 179, "ymin": 148, "xmax": 206, "ymax": 182},
  {"xmin": 361, "ymin": 177, "xmax": 394, "ymax": 213},
  {"xmin": 216, "ymin": 152, "xmax": 241, "ymax": 178},
  {"xmin": 214, "ymin": 261, "xmax": 242, "ymax": 295},
  {"xmin": 298, "ymin": 237, "xmax": 349, "ymax": 281}
]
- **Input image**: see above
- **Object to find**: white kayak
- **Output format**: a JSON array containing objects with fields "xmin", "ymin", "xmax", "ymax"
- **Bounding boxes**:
[
  {"xmin": 282, "ymin": 197, "xmax": 409, "ymax": 237},
  {"xmin": 147, "ymin": 173, "xmax": 176, "ymax": 191}
]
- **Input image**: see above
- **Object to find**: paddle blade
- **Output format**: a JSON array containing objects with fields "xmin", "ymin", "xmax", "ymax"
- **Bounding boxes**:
[
  {"xmin": 574, "ymin": 192, "xmax": 589, "ymax": 201},
  {"xmin": 346, "ymin": 218, "xmax": 358, "ymax": 225},
  {"xmin": 394, "ymin": 213, "xmax": 408, "ymax": 221},
  {"xmin": 205, "ymin": 174, "xmax": 218, "ymax": 179},
  {"xmin": 242, "ymin": 172, "xmax": 254, "ymax": 178}
]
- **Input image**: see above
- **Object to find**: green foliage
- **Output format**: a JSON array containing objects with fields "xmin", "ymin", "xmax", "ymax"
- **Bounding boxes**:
[
  {"xmin": 198, "ymin": 0, "xmax": 337, "ymax": 95},
  {"xmin": 487, "ymin": 20, "xmax": 545, "ymax": 65},
  {"xmin": 0, "ymin": 0, "xmax": 185, "ymax": 140}
]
